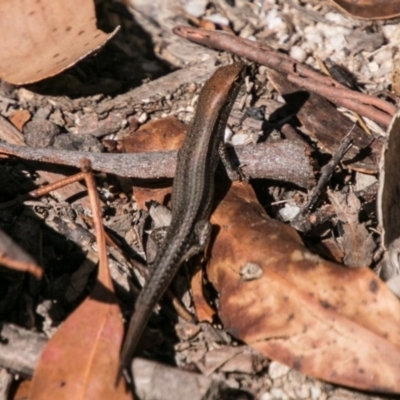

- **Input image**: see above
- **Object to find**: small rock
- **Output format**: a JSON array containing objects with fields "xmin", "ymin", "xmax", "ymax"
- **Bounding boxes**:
[
  {"xmin": 24, "ymin": 120, "xmax": 60, "ymax": 148},
  {"xmin": 289, "ymin": 46, "xmax": 307, "ymax": 63},
  {"xmin": 260, "ymin": 393, "xmax": 273, "ymax": 400},
  {"xmin": 268, "ymin": 361, "xmax": 290, "ymax": 380},
  {"xmin": 354, "ymin": 172, "xmax": 377, "ymax": 192},
  {"xmin": 264, "ymin": 9, "xmax": 286, "ymax": 31},
  {"xmin": 310, "ymin": 385, "xmax": 323, "ymax": 400},
  {"xmin": 270, "ymin": 387, "xmax": 289, "ymax": 400},
  {"xmin": 204, "ymin": 13, "xmax": 230, "ymax": 27},
  {"xmin": 279, "ymin": 203, "xmax": 300, "ymax": 222},
  {"xmin": 52, "ymin": 133, "xmax": 102, "ymax": 152},
  {"xmin": 184, "ymin": 0, "xmax": 207, "ymax": 18},
  {"xmin": 33, "ymin": 106, "xmax": 52, "ymax": 121}
]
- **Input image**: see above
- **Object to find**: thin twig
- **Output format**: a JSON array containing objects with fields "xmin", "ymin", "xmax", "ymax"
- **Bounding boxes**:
[
  {"xmin": 292, "ymin": 129, "xmax": 354, "ymax": 232},
  {"xmin": 173, "ymin": 26, "xmax": 396, "ymax": 126}
]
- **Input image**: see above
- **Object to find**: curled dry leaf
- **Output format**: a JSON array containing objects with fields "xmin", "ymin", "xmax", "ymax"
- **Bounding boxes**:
[
  {"xmin": 328, "ymin": 0, "xmax": 400, "ymax": 19},
  {"xmin": 207, "ymin": 181, "xmax": 400, "ymax": 392},
  {"xmin": 0, "ymin": 0, "xmax": 118, "ymax": 85}
]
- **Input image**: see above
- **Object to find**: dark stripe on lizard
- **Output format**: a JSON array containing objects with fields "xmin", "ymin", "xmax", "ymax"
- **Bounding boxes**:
[{"xmin": 119, "ymin": 62, "xmax": 245, "ymax": 377}]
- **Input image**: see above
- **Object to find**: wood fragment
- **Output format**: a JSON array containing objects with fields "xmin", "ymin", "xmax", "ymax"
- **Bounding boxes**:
[
  {"xmin": 0, "ymin": 141, "xmax": 315, "ymax": 189},
  {"xmin": 268, "ymin": 70, "xmax": 382, "ymax": 173},
  {"xmin": 0, "ymin": 323, "xmax": 46, "ymax": 377},
  {"xmin": 0, "ymin": 229, "xmax": 42, "ymax": 278},
  {"xmin": 131, "ymin": 358, "xmax": 225, "ymax": 400}
]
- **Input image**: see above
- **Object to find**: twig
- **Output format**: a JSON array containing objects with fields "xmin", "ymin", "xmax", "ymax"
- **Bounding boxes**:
[
  {"xmin": 0, "ymin": 230, "xmax": 42, "ymax": 278},
  {"xmin": 292, "ymin": 130, "xmax": 353, "ymax": 232},
  {"xmin": 288, "ymin": 75, "xmax": 392, "ymax": 126},
  {"xmin": 0, "ymin": 140, "xmax": 315, "ymax": 189},
  {"xmin": 173, "ymin": 26, "xmax": 395, "ymax": 126}
]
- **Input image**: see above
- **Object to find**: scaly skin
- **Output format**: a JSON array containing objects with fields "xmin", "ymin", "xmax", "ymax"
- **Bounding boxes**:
[{"xmin": 119, "ymin": 62, "xmax": 245, "ymax": 377}]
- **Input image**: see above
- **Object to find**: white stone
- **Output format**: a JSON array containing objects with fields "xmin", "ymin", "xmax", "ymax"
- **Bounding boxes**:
[
  {"xmin": 324, "ymin": 12, "xmax": 353, "ymax": 27},
  {"xmin": 270, "ymin": 388, "xmax": 289, "ymax": 400},
  {"xmin": 269, "ymin": 361, "xmax": 290, "ymax": 380},
  {"xmin": 231, "ymin": 132, "xmax": 252, "ymax": 146},
  {"xmin": 289, "ymin": 46, "xmax": 307, "ymax": 63},
  {"xmin": 184, "ymin": 0, "xmax": 207, "ymax": 17},
  {"xmin": 355, "ymin": 172, "xmax": 378, "ymax": 192},
  {"xmin": 264, "ymin": 9, "xmax": 286, "ymax": 31},
  {"xmin": 278, "ymin": 203, "xmax": 300, "ymax": 222},
  {"xmin": 310, "ymin": 386, "xmax": 322, "ymax": 400},
  {"xmin": 304, "ymin": 30, "xmax": 323, "ymax": 46},
  {"xmin": 204, "ymin": 13, "xmax": 229, "ymax": 26}
]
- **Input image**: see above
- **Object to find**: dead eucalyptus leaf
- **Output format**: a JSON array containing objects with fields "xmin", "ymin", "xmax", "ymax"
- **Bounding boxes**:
[
  {"xmin": 208, "ymin": 181, "xmax": 400, "ymax": 392},
  {"xmin": 0, "ymin": 0, "xmax": 118, "ymax": 84},
  {"xmin": 28, "ymin": 281, "xmax": 131, "ymax": 399},
  {"xmin": 328, "ymin": 0, "xmax": 400, "ymax": 19}
]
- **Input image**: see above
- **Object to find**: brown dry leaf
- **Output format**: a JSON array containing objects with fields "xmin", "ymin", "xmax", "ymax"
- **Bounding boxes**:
[
  {"xmin": 126, "ymin": 116, "xmax": 187, "ymax": 209},
  {"xmin": 0, "ymin": 0, "xmax": 118, "ymax": 85},
  {"xmin": 328, "ymin": 0, "xmax": 400, "ymax": 19},
  {"xmin": 0, "ymin": 116, "xmax": 25, "ymax": 145},
  {"xmin": 29, "ymin": 170, "xmax": 131, "ymax": 399},
  {"xmin": 9, "ymin": 109, "xmax": 31, "ymax": 132},
  {"xmin": 328, "ymin": 191, "xmax": 375, "ymax": 268},
  {"xmin": 208, "ymin": 181, "xmax": 400, "ymax": 392},
  {"xmin": 119, "ymin": 116, "xmax": 187, "ymax": 153}
]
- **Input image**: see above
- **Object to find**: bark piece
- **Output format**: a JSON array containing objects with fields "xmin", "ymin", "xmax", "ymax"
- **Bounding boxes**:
[
  {"xmin": 268, "ymin": 70, "xmax": 382, "ymax": 174},
  {"xmin": 131, "ymin": 358, "xmax": 225, "ymax": 400},
  {"xmin": 328, "ymin": 191, "xmax": 375, "ymax": 268},
  {"xmin": 0, "ymin": 323, "xmax": 46, "ymax": 377}
]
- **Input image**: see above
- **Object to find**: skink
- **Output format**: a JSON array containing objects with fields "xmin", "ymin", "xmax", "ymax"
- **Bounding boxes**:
[{"xmin": 119, "ymin": 62, "xmax": 245, "ymax": 375}]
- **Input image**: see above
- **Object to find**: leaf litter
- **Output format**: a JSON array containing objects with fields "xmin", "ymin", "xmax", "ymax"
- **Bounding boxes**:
[{"xmin": 1, "ymin": 1, "xmax": 400, "ymax": 399}]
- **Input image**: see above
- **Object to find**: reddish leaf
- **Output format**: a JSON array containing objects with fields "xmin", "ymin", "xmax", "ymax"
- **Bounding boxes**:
[
  {"xmin": 29, "ymin": 282, "xmax": 131, "ymax": 399},
  {"xmin": 29, "ymin": 170, "xmax": 131, "ymax": 399}
]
